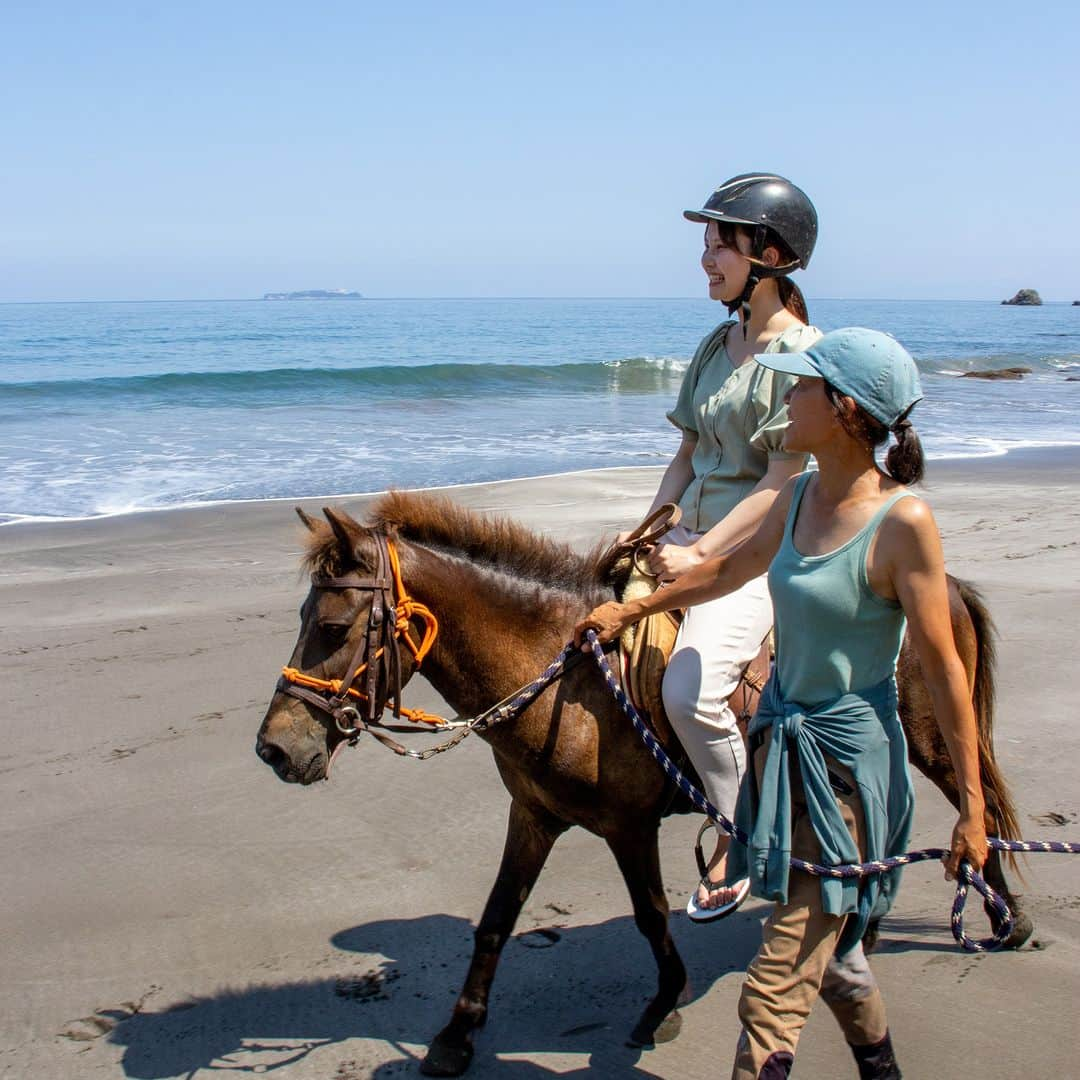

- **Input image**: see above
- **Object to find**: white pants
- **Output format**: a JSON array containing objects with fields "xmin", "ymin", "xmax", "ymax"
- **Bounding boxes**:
[{"xmin": 660, "ymin": 525, "xmax": 773, "ymax": 825}]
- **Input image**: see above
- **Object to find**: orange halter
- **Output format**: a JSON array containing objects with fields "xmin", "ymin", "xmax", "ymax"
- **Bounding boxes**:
[{"xmin": 279, "ymin": 538, "xmax": 447, "ymax": 729}]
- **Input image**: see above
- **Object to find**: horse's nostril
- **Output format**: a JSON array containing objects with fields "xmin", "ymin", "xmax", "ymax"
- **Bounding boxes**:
[{"xmin": 257, "ymin": 740, "xmax": 285, "ymax": 769}]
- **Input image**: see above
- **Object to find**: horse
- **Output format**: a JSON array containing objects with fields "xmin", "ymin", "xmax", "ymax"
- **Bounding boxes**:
[{"xmin": 255, "ymin": 491, "xmax": 1031, "ymax": 1076}]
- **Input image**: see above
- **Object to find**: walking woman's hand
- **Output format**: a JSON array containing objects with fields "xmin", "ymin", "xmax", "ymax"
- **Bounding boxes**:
[
  {"xmin": 573, "ymin": 602, "xmax": 634, "ymax": 648},
  {"xmin": 944, "ymin": 811, "xmax": 988, "ymax": 881}
]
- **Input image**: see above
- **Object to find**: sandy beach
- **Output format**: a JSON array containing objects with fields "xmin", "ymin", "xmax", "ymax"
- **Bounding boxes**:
[{"xmin": 3, "ymin": 450, "xmax": 1079, "ymax": 1080}]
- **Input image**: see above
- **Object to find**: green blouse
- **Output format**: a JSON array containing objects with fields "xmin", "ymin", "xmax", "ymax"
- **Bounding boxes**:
[{"xmin": 666, "ymin": 321, "xmax": 821, "ymax": 533}]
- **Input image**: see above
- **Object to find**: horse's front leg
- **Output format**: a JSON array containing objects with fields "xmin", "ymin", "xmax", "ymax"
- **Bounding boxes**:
[
  {"xmin": 607, "ymin": 824, "xmax": 689, "ymax": 1048},
  {"xmin": 421, "ymin": 800, "xmax": 565, "ymax": 1077}
]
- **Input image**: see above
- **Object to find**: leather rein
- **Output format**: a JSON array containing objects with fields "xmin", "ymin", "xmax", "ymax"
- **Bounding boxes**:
[{"xmin": 276, "ymin": 533, "xmax": 443, "ymax": 752}]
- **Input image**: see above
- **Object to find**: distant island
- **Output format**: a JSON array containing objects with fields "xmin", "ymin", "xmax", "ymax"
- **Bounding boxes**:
[
  {"xmin": 1001, "ymin": 288, "xmax": 1042, "ymax": 306},
  {"xmin": 262, "ymin": 289, "xmax": 364, "ymax": 300}
]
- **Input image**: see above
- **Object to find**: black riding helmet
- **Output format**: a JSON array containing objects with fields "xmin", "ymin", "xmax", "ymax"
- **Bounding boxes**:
[{"xmin": 685, "ymin": 173, "xmax": 818, "ymax": 329}]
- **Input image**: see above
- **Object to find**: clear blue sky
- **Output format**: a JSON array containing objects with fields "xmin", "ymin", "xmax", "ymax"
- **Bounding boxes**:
[{"xmin": 3, "ymin": 1, "xmax": 1077, "ymax": 302}]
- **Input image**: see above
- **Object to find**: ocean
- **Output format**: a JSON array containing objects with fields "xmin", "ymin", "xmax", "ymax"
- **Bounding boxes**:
[{"xmin": 1, "ymin": 298, "xmax": 1078, "ymax": 523}]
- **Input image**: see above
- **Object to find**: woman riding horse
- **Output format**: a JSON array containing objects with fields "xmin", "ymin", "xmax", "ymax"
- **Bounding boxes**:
[{"xmin": 637, "ymin": 173, "xmax": 821, "ymax": 920}]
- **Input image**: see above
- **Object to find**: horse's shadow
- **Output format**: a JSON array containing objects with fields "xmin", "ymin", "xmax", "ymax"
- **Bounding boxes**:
[{"xmin": 107, "ymin": 908, "xmax": 764, "ymax": 1078}]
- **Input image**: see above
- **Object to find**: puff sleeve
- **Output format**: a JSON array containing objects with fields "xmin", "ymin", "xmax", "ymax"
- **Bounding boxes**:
[{"xmin": 750, "ymin": 324, "xmax": 823, "ymax": 459}]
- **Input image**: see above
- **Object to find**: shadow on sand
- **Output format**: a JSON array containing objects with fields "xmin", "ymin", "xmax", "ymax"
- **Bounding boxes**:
[
  {"xmin": 870, "ymin": 910, "xmax": 1016, "ymax": 955},
  {"xmin": 106, "ymin": 908, "xmax": 766, "ymax": 1078}
]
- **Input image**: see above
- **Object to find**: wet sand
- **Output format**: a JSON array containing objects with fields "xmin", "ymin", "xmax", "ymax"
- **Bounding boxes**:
[{"xmin": 2, "ymin": 450, "xmax": 1079, "ymax": 1079}]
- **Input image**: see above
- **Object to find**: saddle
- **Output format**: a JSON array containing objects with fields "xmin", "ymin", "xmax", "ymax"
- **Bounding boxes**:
[{"xmin": 604, "ymin": 504, "xmax": 771, "ymax": 769}]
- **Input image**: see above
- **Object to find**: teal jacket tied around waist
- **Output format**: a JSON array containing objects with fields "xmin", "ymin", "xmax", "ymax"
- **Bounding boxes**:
[{"xmin": 727, "ymin": 673, "xmax": 915, "ymax": 956}]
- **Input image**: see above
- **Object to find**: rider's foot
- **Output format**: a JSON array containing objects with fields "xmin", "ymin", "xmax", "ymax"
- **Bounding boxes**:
[
  {"xmin": 686, "ymin": 838, "xmax": 749, "ymax": 922},
  {"xmin": 695, "ymin": 874, "xmax": 743, "ymax": 910}
]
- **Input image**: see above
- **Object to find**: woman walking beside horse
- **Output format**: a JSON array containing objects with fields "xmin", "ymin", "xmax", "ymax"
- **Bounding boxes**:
[
  {"xmin": 640, "ymin": 173, "xmax": 822, "ymax": 919},
  {"xmin": 575, "ymin": 328, "xmax": 989, "ymax": 1079}
]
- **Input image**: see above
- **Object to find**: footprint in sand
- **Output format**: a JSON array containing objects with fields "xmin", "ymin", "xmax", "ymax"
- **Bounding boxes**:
[
  {"xmin": 334, "ymin": 967, "xmax": 401, "ymax": 1002},
  {"xmin": 59, "ymin": 987, "xmax": 159, "ymax": 1042},
  {"xmin": 517, "ymin": 927, "xmax": 562, "ymax": 948}
]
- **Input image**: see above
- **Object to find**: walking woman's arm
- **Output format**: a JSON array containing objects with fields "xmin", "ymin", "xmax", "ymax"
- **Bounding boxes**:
[
  {"xmin": 884, "ymin": 501, "xmax": 989, "ymax": 877},
  {"xmin": 648, "ymin": 455, "xmax": 804, "ymax": 579},
  {"xmin": 573, "ymin": 475, "xmax": 795, "ymax": 647}
]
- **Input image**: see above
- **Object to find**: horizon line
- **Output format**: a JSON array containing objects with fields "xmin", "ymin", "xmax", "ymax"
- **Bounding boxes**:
[{"xmin": 2, "ymin": 296, "xmax": 1075, "ymax": 306}]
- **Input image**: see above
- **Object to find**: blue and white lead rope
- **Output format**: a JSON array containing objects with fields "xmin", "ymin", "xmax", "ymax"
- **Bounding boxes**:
[
  {"xmin": 578, "ymin": 631, "xmax": 1080, "ymax": 952},
  {"xmin": 433, "ymin": 635, "xmax": 1079, "ymax": 949}
]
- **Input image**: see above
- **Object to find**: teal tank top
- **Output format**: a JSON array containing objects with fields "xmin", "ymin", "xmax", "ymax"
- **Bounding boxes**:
[{"xmin": 768, "ymin": 472, "xmax": 916, "ymax": 707}]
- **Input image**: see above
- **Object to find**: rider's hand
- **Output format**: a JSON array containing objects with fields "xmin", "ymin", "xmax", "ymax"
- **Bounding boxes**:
[
  {"xmin": 647, "ymin": 543, "xmax": 703, "ymax": 582},
  {"xmin": 943, "ymin": 810, "xmax": 988, "ymax": 880},
  {"xmin": 573, "ymin": 601, "xmax": 634, "ymax": 649}
]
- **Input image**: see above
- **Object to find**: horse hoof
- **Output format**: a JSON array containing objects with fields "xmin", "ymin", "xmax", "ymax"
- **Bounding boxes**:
[
  {"xmin": 420, "ymin": 1036, "xmax": 474, "ymax": 1077},
  {"xmin": 653, "ymin": 1009, "xmax": 683, "ymax": 1044},
  {"xmin": 626, "ymin": 1008, "xmax": 682, "ymax": 1048},
  {"xmin": 1000, "ymin": 911, "xmax": 1035, "ymax": 950}
]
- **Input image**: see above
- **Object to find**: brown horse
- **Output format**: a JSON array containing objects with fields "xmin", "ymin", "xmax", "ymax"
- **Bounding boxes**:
[{"xmin": 255, "ymin": 491, "xmax": 1030, "ymax": 1076}]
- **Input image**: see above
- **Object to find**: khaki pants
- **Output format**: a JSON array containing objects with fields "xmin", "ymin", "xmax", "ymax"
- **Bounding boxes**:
[{"xmin": 732, "ymin": 756, "xmax": 889, "ymax": 1079}]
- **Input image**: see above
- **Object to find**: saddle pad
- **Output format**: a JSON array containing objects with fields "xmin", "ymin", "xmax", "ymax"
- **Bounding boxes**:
[{"xmin": 619, "ymin": 564, "xmax": 682, "ymax": 748}]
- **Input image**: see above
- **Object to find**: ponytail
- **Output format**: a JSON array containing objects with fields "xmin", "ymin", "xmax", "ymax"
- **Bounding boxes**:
[
  {"xmin": 776, "ymin": 276, "xmax": 809, "ymax": 324},
  {"xmin": 883, "ymin": 415, "xmax": 925, "ymax": 485}
]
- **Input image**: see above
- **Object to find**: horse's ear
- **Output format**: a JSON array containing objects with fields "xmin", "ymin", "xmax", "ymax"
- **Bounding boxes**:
[
  {"xmin": 295, "ymin": 507, "xmax": 319, "ymax": 532},
  {"xmin": 323, "ymin": 507, "xmax": 367, "ymax": 562}
]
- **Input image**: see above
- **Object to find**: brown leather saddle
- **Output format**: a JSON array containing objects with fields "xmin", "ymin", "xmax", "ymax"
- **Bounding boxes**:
[{"xmin": 604, "ymin": 504, "xmax": 771, "ymax": 773}]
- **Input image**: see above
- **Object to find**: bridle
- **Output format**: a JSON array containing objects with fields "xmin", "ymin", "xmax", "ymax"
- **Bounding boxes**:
[{"xmin": 276, "ymin": 533, "xmax": 442, "ymax": 748}]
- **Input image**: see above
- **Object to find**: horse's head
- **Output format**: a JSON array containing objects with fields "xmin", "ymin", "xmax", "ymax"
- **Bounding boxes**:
[{"xmin": 256, "ymin": 506, "xmax": 427, "ymax": 785}]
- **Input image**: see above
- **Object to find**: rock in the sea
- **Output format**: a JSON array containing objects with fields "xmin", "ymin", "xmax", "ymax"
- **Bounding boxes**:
[
  {"xmin": 961, "ymin": 366, "xmax": 1033, "ymax": 380},
  {"xmin": 1002, "ymin": 289, "xmax": 1042, "ymax": 306},
  {"xmin": 1073, "ymin": 300, "xmax": 1080, "ymax": 306}
]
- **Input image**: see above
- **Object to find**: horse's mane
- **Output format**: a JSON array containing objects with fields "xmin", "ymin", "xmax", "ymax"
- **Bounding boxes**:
[
  {"xmin": 371, "ymin": 490, "xmax": 610, "ymax": 595},
  {"xmin": 302, "ymin": 490, "xmax": 618, "ymax": 598}
]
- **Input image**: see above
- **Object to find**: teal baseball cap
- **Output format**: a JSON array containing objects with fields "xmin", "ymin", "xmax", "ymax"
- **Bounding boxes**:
[{"xmin": 756, "ymin": 327, "xmax": 923, "ymax": 428}]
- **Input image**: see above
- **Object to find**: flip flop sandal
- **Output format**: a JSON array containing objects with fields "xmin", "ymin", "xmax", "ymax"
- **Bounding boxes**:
[
  {"xmin": 686, "ymin": 818, "xmax": 750, "ymax": 922},
  {"xmin": 686, "ymin": 875, "xmax": 750, "ymax": 922}
]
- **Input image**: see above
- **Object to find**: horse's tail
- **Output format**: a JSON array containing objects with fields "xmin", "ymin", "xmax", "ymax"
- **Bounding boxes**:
[{"xmin": 955, "ymin": 578, "xmax": 1022, "ymax": 862}]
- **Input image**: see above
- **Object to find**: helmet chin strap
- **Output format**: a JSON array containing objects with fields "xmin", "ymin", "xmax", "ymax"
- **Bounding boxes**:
[{"xmin": 727, "ymin": 271, "xmax": 760, "ymax": 339}]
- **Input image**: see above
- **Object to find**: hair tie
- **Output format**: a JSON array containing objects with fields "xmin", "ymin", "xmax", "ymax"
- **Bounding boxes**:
[{"xmin": 892, "ymin": 418, "xmax": 912, "ymax": 436}]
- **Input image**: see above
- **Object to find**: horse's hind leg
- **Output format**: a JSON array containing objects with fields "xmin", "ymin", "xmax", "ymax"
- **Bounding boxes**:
[
  {"xmin": 607, "ymin": 825, "xmax": 689, "ymax": 1048},
  {"xmin": 979, "ymin": 847, "xmax": 1033, "ymax": 948},
  {"xmin": 421, "ymin": 800, "xmax": 565, "ymax": 1077},
  {"xmin": 892, "ymin": 585, "xmax": 1033, "ymax": 950},
  {"xmin": 903, "ymin": 746, "xmax": 1033, "ymax": 950}
]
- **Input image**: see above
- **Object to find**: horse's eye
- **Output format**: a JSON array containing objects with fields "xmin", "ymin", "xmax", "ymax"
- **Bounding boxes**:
[{"xmin": 318, "ymin": 621, "xmax": 351, "ymax": 643}]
